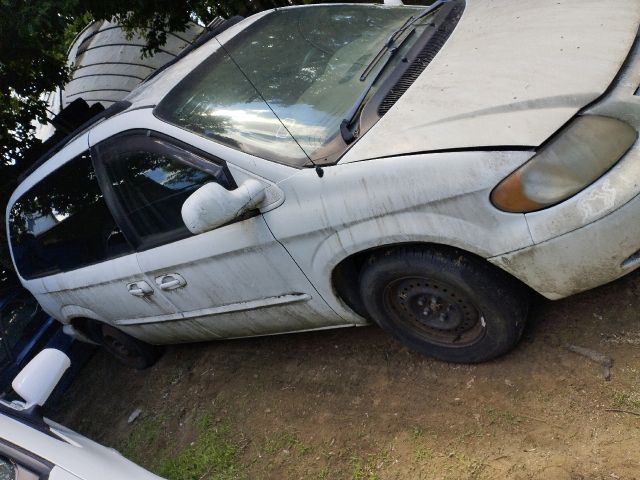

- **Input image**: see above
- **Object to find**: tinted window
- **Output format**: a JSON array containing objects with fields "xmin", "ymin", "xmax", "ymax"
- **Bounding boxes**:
[
  {"xmin": 95, "ymin": 135, "xmax": 232, "ymax": 248},
  {"xmin": 156, "ymin": 5, "xmax": 434, "ymax": 166},
  {"xmin": 2, "ymin": 296, "xmax": 40, "ymax": 351},
  {"xmin": 9, "ymin": 152, "xmax": 133, "ymax": 279}
]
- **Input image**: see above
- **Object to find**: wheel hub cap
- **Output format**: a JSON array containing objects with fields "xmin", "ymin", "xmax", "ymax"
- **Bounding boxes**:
[{"xmin": 384, "ymin": 277, "xmax": 485, "ymax": 347}]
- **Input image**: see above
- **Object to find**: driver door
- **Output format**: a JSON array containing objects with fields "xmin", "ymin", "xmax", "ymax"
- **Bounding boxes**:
[{"xmin": 91, "ymin": 130, "xmax": 342, "ymax": 344}]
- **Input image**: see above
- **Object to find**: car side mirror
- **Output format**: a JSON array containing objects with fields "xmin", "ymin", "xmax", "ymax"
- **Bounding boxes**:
[
  {"xmin": 12, "ymin": 349, "xmax": 71, "ymax": 409},
  {"xmin": 181, "ymin": 179, "xmax": 266, "ymax": 234}
]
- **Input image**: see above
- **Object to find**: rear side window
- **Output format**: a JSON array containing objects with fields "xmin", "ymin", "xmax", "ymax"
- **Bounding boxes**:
[
  {"xmin": 93, "ymin": 134, "xmax": 236, "ymax": 249},
  {"xmin": 8, "ymin": 152, "xmax": 133, "ymax": 279}
]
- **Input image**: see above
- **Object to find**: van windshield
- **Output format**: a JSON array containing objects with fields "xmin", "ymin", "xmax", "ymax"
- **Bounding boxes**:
[{"xmin": 156, "ymin": 5, "xmax": 435, "ymax": 166}]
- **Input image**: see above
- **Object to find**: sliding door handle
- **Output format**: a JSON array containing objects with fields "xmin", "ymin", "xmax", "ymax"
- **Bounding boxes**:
[{"xmin": 155, "ymin": 273, "xmax": 187, "ymax": 291}]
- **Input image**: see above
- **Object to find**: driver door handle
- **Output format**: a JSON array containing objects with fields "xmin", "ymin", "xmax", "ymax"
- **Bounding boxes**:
[{"xmin": 155, "ymin": 273, "xmax": 187, "ymax": 291}]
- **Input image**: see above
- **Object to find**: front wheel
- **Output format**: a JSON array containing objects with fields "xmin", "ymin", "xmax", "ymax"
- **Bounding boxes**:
[
  {"xmin": 359, "ymin": 247, "xmax": 528, "ymax": 363},
  {"xmin": 100, "ymin": 324, "xmax": 162, "ymax": 370}
]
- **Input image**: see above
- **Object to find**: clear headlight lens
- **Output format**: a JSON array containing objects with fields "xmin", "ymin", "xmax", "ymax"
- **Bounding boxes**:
[{"xmin": 491, "ymin": 115, "xmax": 637, "ymax": 213}]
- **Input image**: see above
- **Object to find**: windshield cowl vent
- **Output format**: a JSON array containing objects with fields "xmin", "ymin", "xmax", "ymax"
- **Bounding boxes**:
[{"xmin": 378, "ymin": 2, "xmax": 465, "ymax": 116}]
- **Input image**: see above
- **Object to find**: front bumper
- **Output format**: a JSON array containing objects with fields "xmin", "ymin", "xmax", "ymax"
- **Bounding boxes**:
[{"xmin": 490, "ymin": 188, "xmax": 640, "ymax": 299}]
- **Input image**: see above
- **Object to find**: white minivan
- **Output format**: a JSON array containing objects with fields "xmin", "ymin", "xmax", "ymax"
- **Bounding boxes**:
[{"xmin": 6, "ymin": 0, "xmax": 640, "ymax": 366}]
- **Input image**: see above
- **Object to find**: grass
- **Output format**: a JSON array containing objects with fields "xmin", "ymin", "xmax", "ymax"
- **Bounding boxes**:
[
  {"xmin": 158, "ymin": 414, "xmax": 244, "ymax": 480},
  {"xmin": 119, "ymin": 410, "xmax": 245, "ymax": 480},
  {"xmin": 262, "ymin": 430, "xmax": 312, "ymax": 456},
  {"xmin": 413, "ymin": 446, "xmax": 434, "ymax": 462},
  {"xmin": 120, "ymin": 414, "xmax": 167, "ymax": 467},
  {"xmin": 611, "ymin": 390, "xmax": 640, "ymax": 411},
  {"xmin": 485, "ymin": 408, "xmax": 523, "ymax": 429},
  {"xmin": 351, "ymin": 454, "xmax": 382, "ymax": 480}
]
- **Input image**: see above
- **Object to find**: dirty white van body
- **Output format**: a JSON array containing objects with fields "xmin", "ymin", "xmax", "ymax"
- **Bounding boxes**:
[{"xmin": 7, "ymin": 0, "xmax": 640, "ymax": 365}]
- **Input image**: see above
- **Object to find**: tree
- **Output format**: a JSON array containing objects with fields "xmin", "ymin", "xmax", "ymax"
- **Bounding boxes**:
[{"xmin": 0, "ymin": 0, "xmax": 303, "ymax": 270}]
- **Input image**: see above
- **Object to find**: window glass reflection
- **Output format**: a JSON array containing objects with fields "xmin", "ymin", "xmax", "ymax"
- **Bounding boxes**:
[
  {"xmin": 8, "ymin": 152, "xmax": 133, "ymax": 279},
  {"xmin": 157, "ymin": 5, "xmax": 428, "ymax": 165}
]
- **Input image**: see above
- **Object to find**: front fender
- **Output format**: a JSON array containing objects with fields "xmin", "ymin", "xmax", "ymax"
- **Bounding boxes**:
[{"xmin": 266, "ymin": 151, "xmax": 535, "ymax": 319}]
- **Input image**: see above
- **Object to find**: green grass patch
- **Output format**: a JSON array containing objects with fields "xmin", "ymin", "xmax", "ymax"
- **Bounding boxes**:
[
  {"xmin": 158, "ymin": 414, "xmax": 244, "ymax": 480},
  {"xmin": 120, "ymin": 414, "xmax": 167, "ymax": 468},
  {"xmin": 262, "ymin": 430, "xmax": 312, "ymax": 456},
  {"xmin": 118, "ymin": 410, "xmax": 244, "ymax": 480},
  {"xmin": 350, "ymin": 452, "xmax": 389, "ymax": 480}
]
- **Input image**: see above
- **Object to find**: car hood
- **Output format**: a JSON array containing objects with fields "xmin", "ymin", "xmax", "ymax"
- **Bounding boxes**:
[{"xmin": 342, "ymin": 0, "xmax": 640, "ymax": 162}]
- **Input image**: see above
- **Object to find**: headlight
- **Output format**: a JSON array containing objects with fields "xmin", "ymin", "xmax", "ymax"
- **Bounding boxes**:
[{"xmin": 491, "ymin": 115, "xmax": 637, "ymax": 213}]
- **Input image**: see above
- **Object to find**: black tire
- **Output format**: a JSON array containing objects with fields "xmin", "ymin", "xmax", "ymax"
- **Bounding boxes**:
[
  {"xmin": 100, "ymin": 324, "xmax": 162, "ymax": 370},
  {"xmin": 359, "ymin": 247, "xmax": 528, "ymax": 363}
]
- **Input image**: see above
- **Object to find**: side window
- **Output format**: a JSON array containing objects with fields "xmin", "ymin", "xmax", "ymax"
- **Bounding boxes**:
[
  {"xmin": 93, "ymin": 134, "xmax": 235, "ymax": 249},
  {"xmin": 1, "ymin": 295, "xmax": 41, "ymax": 352},
  {"xmin": 8, "ymin": 152, "xmax": 133, "ymax": 279}
]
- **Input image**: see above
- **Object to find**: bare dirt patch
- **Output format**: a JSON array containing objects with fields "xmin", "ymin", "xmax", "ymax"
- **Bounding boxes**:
[{"xmin": 50, "ymin": 270, "xmax": 640, "ymax": 479}]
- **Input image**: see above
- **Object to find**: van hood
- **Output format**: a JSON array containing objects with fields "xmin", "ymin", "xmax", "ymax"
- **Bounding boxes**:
[{"xmin": 343, "ymin": 0, "xmax": 640, "ymax": 162}]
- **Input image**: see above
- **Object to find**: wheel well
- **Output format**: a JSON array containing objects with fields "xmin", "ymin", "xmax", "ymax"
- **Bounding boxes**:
[
  {"xmin": 331, "ymin": 242, "xmax": 529, "ymax": 318},
  {"xmin": 69, "ymin": 317, "xmax": 104, "ymax": 344}
]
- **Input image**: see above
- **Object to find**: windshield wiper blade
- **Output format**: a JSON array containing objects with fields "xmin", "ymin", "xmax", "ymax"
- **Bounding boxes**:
[
  {"xmin": 360, "ymin": 0, "xmax": 448, "ymax": 82},
  {"xmin": 360, "ymin": 16, "xmax": 414, "ymax": 81},
  {"xmin": 341, "ymin": 29, "xmax": 416, "ymax": 143},
  {"xmin": 341, "ymin": 0, "xmax": 451, "ymax": 144}
]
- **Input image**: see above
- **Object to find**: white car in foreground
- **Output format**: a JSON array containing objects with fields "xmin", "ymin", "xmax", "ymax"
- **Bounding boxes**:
[
  {"xmin": 0, "ymin": 350, "xmax": 160, "ymax": 480},
  {"xmin": 6, "ymin": 0, "xmax": 640, "ymax": 365}
]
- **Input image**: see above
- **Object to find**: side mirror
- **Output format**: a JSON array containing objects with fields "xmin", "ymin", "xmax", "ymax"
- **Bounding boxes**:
[
  {"xmin": 12, "ymin": 349, "xmax": 71, "ymax": 409},
  {"xmin": 181, "ymin": 179, "xmax": 266, "ymax": 234}
]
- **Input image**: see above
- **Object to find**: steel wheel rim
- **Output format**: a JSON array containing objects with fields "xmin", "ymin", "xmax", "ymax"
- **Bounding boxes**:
[{"xmin": 382, "ymin": 276, "xmax": 486, "ymax": 347}]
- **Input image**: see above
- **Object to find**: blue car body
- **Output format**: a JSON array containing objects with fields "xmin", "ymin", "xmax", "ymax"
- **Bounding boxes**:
[{"xmin": 0, "ymin": 287, "xmax": 92, "ymax": 393}]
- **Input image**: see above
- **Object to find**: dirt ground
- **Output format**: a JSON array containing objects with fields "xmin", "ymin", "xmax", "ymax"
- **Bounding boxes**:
[{"xmin": 50, "ymin": 269, "xmax": 640, "ymax": 480}]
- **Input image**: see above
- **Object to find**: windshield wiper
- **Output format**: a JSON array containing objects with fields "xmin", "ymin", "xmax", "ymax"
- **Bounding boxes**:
[
  {"xmin": 341, "ymin": 28, "xmax": 416, "ymax": 142},
  {"xmin": 340, "ymin": 0, "xmax": 449, "ymax": 144},
  {"xmin": 360, "ymin": 0, "xmax": 448, "ymax": 82}
]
